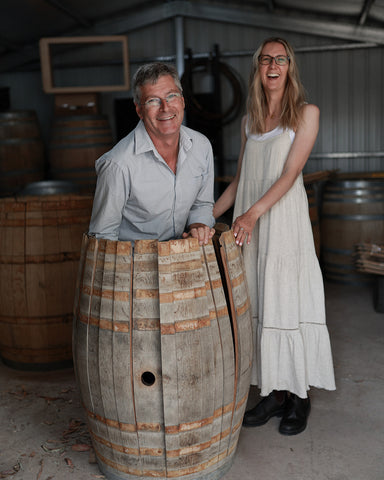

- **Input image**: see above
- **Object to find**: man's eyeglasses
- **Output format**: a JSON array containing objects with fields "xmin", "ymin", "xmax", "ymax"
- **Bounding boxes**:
[
  {"xmin": 258, "ymin": 55, "xmax": 290, "ymax": 66},
  {"xmin": 141, "ymin": 92, "xmax": 183, "ymax": 108}
]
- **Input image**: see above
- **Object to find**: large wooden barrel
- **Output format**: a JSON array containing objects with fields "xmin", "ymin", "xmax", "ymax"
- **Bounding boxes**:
[
  {"xmin": 49, "ymin": 114, "xmax": 114, "ymax": 193},
  {"xmin": 73, "ymin": 231, "xmax": 253, "ymax": 480},
  {"xmin": 321, "ymin": 179, "xmax": 384, "ymax": 284},
  {"xmin": 0, "ymin": 192, "xmax": 93, "ymax": 369},
  {"xmin": 0, "ymin": 110, "xmax": 45, "ymax": 196}
]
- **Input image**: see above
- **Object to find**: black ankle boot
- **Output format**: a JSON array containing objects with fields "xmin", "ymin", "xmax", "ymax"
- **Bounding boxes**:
[
  {"xmin": 243, "ymin": 390, "xmax": 288, "ymax": 427},
  {"xmin": 279, "ymin": 393, "xmax": 311, "ymax": 435}
]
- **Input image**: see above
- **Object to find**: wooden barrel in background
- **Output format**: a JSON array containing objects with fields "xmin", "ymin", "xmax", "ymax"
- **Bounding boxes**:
[
  {"xmin": 320, "ymin": 179, "xmax": 384, "ymax": 284},
  {"xmin": 49, "ymin": 114, "xmax": 114, "ymax": 193},
  {"xmin": 0, "ymin": 110, "xmax": 45, "ymax": 196},
  {"xmin": 73, "ymin": 231, "xmax": 253, "ymax": 480},
  {"xmin": 0, "ymin": 192, "xmax": 93, "ymax": 370}
]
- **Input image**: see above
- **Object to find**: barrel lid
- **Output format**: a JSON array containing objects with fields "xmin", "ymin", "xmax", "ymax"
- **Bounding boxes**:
[
  {"xmin": 0, "ymin": 110, "xmax": 37, "ymax": 119},
  {"xmin": 326, "ymin": 179, "xmax": 384, "ymax": 189},
  {"xmin": 19, "ymin": 180, "xmax": 80, "ymax": 196}
]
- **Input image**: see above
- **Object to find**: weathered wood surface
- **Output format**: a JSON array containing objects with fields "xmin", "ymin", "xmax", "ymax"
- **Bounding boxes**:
[
  {"xmin": 158, "ymin": 238, "xmax": 237, "ymax": 478},
  {"xmin": 354, "ymin": 243, "xmax": 384, "ymax": 276},
  {"xmin": 73, "ymin": 232, "xmax": 252, "ymax": 480},
  {"xmin": 218, "ymin": 230, "xmax": 253, "ymax": 457},
  {"xmin": 132, "ymin": 240, "xmax": 165, "ymax": 475}
]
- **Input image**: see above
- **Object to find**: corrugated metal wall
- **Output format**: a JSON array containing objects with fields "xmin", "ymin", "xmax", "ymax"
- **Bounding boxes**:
[
  {"xmin": 1, "ymin": 15, "xmax": 383, "ymax": 179},
  {"xmin": 183, "ymin": 18, "xmax": 384, "ymax": 176},
  {"xmin": 301, "ymin": 46, "xmax": 384, "ymax": 174}
]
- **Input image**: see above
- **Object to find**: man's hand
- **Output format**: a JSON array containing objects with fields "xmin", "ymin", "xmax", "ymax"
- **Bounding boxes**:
[{"xmin": 182, "ymin": 223, "xmax": 215, "ymax": 245}]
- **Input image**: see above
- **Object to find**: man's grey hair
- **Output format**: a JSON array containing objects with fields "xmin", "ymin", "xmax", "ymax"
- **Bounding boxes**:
[{"xmin": 132, "ymin": 62, "xmax": 183, "ymax": 104}]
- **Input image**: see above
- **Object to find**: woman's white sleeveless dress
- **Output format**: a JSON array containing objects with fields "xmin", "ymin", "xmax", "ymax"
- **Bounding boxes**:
[{"xmin": 233, "ymin": 126, "xmax": 336, "ymax": 398}]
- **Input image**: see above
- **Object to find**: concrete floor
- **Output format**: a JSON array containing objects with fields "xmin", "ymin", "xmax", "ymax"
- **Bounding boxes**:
[{"xmin": 0, "ymin": 280, "xmax": 383, "ymax": 480}]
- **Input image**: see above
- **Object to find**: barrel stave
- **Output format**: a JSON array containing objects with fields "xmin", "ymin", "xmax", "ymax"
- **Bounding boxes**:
[
  {"xmin": 218, "ymin": 231, "xmax": 253, "ymax": 454},
  {"xmin": 201, "ymin": 245, "xmax": 235, "ymax": 459},
  {"xmin": 132, "ymin": 240, "xmax": 166, "ymax": 474},
  {"xmin": 158, "ymin": 239, "xmax": 219, "ymax": 474}
]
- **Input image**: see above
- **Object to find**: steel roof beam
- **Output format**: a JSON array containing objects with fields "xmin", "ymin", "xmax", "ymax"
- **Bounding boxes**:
[
  {"xmin": 358, "ymin": 0, "xmax": 375, "ymax": 26},
  {"xmin": 43, "ymin": 0, "xmax": 92, "ymax": 28},
  {"xmin": 1, "ymin": 0, "xmax": 384, "ymax": 73}
]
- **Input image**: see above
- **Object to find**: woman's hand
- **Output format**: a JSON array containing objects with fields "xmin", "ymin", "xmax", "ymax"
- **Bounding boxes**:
[{"xmin": 232, "ymin": 210, "xmax": 258, "ymax": 246}]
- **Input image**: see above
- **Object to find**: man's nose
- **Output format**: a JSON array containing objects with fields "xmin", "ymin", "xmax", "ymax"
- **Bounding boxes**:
[{"xmin": 159, "ymin": 98, "xmax": 170, "ymax": 109}]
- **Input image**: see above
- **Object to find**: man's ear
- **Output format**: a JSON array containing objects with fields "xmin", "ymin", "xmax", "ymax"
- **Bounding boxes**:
[{"xmin": 135, "ymin": 103, "xmax": 143, "ymax": 119}]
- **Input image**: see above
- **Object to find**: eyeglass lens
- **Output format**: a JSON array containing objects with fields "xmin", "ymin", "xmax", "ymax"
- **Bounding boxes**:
[
  {"xmin": 259, "ymin": 55, "xmax": 289, "ymax": 65},
  {"xmin": 144, "ymin": 92, "xmax": 182, "ymax": 107}
]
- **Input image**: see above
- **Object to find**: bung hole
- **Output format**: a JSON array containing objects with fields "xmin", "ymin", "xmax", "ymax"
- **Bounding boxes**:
[{"xmin": 141, "ymin": 371, "xmax": 156, "ymax": 386}]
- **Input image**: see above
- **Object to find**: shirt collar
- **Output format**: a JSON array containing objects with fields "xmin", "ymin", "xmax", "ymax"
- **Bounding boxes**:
[
  {"xmin": 134, "ymin": 120, "xmax": 193, "ymax": 156},
  {"xmin": 134, "ymin": 120, "xmax": 154, "ymax": 155},
  {"xmin": 179, "ymin": 125, "xmax": 193, "ymax": 152}
]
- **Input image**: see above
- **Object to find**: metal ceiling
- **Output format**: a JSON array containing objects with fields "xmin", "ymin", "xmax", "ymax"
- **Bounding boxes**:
[{"xmin": 1, "ymin": 0, "xmax": 384, "ymax": 73}]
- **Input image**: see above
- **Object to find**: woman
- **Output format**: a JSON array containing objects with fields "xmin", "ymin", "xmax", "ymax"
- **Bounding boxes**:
[{"xmin": 213, "ymin": 37, "xmax": 335, "ymax": 435}]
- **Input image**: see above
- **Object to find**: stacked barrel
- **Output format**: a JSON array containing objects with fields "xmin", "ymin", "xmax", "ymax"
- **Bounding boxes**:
[
  {"xmin": 0, "ymin": 110, "xmax": 45, "ymax": 197},
  {"xmin": 0, "ymin": 103, "xmax": 97, "ymax": 369},
  {"xmin": 48, "ymin": 93, "xmax": 113, "ymax": 193}
]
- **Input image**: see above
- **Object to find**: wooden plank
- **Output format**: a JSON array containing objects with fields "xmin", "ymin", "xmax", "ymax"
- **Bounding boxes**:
[
  {"xmin": 354, "ymin": 242, "xmax": 384, "ymax": 276},
  {"xmin": 303, "ymin": 170, "xmax": 333, "ymax": 184},
  {"xmin": 201, "ymin": 243, "xmax": 235, "ymax": 459},
  {"xmin": 132, "ymin": 239, "xmax": 166, "ymax": 476},
  {"xmin": 74, "ymin": 235, "xmax": 99, "ymax": 414},
  {"xmin": 158, "ymin": 238, "xmax": 219, "ymax": 476},
  {"xmin": 219, "ymin": 230, "xmax": 253, "ymax": 456},
  {"xmin": 72, "ymin": 233, "xmax": 89, "ymax": 371}
]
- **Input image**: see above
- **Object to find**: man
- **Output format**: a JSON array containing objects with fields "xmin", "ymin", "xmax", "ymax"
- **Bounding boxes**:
[{"xmin": 88, "ymin": 62, "xmax": 215, "ymax": 245}]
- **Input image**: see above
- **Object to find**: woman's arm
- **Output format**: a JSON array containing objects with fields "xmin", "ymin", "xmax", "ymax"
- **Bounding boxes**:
[
  {"xmin": 233, "ymin": 104, "xmax": 320, "ymax": 245},
  {"xmin": 213, "ymin": 115, "xmax": 248, "ymax": 219}
]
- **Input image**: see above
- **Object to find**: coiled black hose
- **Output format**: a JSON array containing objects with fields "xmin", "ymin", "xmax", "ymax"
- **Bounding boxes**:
[{"xmin": 181, "ymin": 58, "xmax": 244, "ymax": 127}]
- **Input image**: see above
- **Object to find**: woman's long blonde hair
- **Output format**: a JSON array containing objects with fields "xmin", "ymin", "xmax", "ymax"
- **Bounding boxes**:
[{"xmin": 247, "ymin": 37, "xmax": 306, "ymax": 134}]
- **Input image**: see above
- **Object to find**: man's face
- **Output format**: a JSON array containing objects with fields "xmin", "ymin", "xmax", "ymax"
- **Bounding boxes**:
[{"xmin": 135, "ymin": 74, "xmax": 185, "ymax": 142}]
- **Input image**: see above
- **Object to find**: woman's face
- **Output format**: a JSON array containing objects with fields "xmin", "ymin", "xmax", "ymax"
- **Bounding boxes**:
[{"xmin": 258, "ymin": 41, "xmax": 289, "ymax": 94}]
